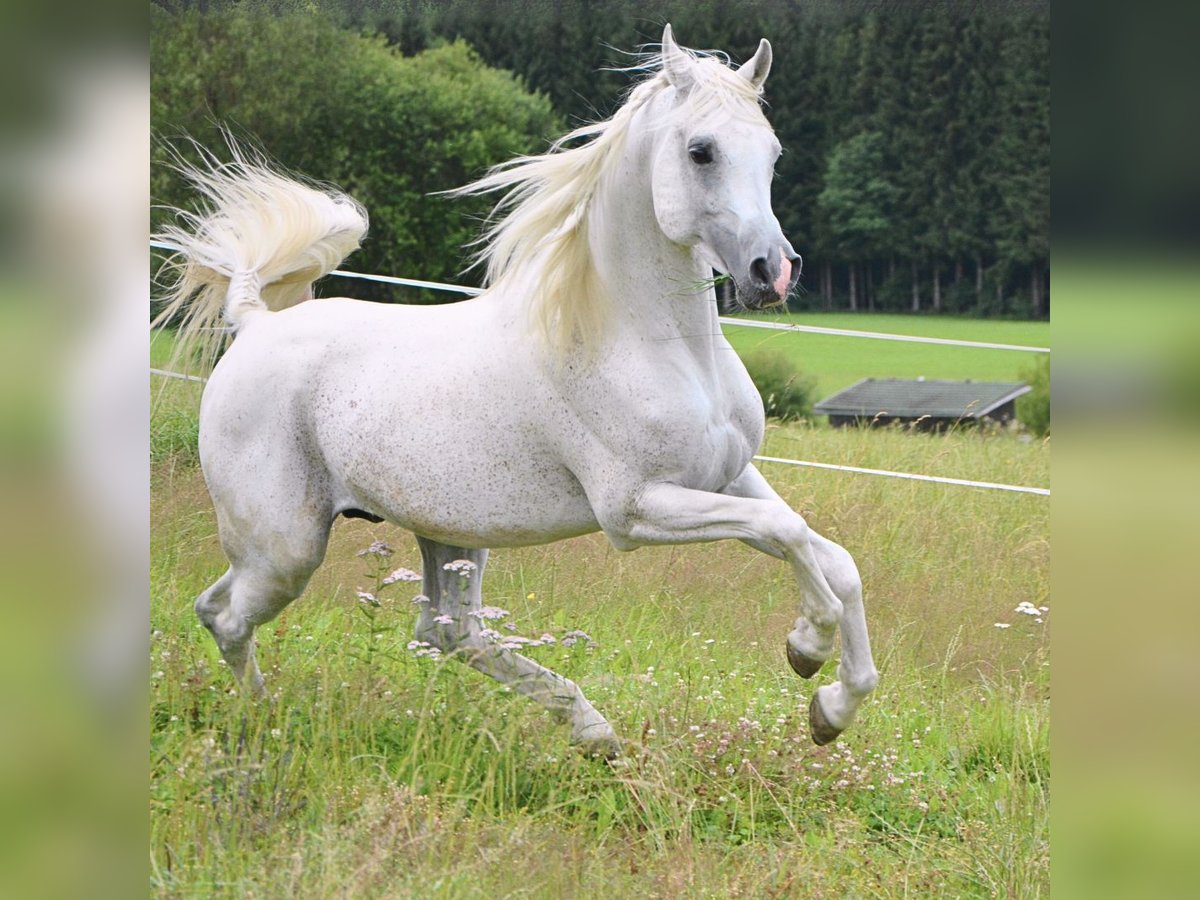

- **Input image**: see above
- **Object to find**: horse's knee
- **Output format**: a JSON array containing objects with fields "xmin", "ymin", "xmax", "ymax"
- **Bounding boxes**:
[{"xmin": 769, "ymin": 508, "xmax": 811, "ymax": 556}]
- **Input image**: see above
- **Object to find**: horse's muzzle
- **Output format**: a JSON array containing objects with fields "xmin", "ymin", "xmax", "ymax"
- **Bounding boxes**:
[{"xmin": 733, "ymin": 249, "xmax": 802, "ymax": 310}]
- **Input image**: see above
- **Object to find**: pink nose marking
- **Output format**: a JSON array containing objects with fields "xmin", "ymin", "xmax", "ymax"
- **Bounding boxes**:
[{"xmin": 774, "ymin": 250, "xmax": 792, "ymax": 299}]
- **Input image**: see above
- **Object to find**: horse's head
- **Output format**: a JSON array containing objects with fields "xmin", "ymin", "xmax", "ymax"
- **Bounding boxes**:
[{"xmin": 649, "ymin": 25, "xmax": 801, "ymax": 309}]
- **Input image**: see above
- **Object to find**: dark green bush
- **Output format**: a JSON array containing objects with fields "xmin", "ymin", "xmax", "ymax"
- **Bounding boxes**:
[
  {"xmin": 1017, "ymin": 355, "xmax": 1050, "ymax": 437},
  {"xmin": 740, "ymin": 351, "xmax": 817, "ymax": 422}
]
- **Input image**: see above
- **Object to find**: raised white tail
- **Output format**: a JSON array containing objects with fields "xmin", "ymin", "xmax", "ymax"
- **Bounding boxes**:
[{"xmin": 152, "ymin": 145, "xmax": 367, "ymax": 370}]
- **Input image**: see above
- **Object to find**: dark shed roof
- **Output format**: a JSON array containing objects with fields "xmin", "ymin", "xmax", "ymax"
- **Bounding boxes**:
[{"xmin": 813, "ymin": 379, "xmax": 1031, "ymax": 420}]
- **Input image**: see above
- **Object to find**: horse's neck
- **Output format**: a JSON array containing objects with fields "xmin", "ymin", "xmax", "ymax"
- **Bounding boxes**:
[{"xmin": 588, "ymin": 127, "xmax": 720, "ymax": 349}]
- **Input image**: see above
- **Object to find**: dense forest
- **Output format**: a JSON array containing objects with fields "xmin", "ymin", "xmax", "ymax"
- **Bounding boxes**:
[{"xmin": 152, "ymin": 0, "xmax": 1049, "ymax": 317}]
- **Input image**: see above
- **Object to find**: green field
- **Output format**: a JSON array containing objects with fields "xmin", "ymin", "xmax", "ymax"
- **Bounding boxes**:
[
  {"xmin": 150, "ymin": 365, "xmax": 1049, "ymax": 896},
  {"xmin": 723, "ymin": 312, "xmax": 1049, "ymax": 400}
]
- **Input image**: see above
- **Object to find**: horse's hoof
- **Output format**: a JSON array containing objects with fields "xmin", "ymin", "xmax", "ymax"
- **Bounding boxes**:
[
  {"xmin": 580, "ymin": 744, "xmax": 619, "ymax": 763},
  {"xmin": 808, "ymin": 693, "xmax": 843, "ymax": 746},
  {"xmin": 786, "ymin": 641, "xmax": 825, "ymax": 679},
  {"xmin": 571, "ymin": 724, "xmax": 622, "ymax": 760},
  {"xmin": 576, "ymin": 736, "xmax": 623, "ymax": 761}
]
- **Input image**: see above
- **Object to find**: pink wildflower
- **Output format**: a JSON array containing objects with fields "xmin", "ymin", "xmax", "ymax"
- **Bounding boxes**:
[
  {"xmin": 382, "ymin": 567, "xmax": 421, "ymax": 586},
  {"xmin": 357, "ymin": 541, "xmax": 393, "ymax": 558}
]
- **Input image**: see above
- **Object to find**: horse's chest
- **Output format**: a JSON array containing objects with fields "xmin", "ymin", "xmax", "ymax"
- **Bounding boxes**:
[
  {"xmin": 640, "ymin": 383, "xmax": 763, "ymax": 491},
  {"xmin": 562, "ymin": 353, "xmax": 764, "ymax": 492},
  {"xmin": 684, "ymin": 416, "xmax": 757, "ymax": 490}
]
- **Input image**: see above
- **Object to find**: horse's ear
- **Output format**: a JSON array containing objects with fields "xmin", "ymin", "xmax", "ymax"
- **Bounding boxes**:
[
  {"xmin": 661, "ymin": 24, "xmax": 695, "ymax": 92},
  {"xmin": 737, "ymin": 38, "xmax": 772, "ymax": 89}
]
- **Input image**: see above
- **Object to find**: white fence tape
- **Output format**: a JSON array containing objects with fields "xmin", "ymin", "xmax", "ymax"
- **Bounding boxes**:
[
  {"xmin": 752, "ymin": 455, "xmax": 1048, "ymax": 496},
  {"xmin": 150, "ymin": 367, "xmax": 206, "ymax": 383},
  {"xmin": 724, "ymin": 318, "xmax": 1049, "ymax": 354}
]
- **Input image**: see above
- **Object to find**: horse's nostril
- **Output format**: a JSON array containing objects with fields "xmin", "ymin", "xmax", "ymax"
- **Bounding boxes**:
[{"xmin": 750, "ymin": 256, "xmax": 772, "ymax": 287}]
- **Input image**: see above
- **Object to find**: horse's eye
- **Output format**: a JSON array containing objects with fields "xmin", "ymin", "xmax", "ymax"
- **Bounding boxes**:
[{"xmin": 688, "ymin": 143, "xmax": 714, "ymax": 165}]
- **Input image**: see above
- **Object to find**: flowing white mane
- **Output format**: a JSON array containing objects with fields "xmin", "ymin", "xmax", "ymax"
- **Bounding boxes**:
[{"xmin": 453, "ymin": 49, "xmax": 768, "ymax": 354}]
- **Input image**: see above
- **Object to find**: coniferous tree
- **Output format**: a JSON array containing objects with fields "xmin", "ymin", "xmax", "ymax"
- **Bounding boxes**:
[{"xmin": 991, "ymin": 13, "xmax": 1050, "ymax": 317}]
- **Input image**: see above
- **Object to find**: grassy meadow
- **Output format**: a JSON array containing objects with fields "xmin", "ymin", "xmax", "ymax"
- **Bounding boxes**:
[{"xmin": 150, "ymin": 318, "xmax": 1049, "ymax": 897}]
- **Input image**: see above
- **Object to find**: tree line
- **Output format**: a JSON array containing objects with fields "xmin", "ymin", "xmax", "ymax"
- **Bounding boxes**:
[{"xmin": 152, "ymin": 0, "xmax": 1049, "ymax": 318}]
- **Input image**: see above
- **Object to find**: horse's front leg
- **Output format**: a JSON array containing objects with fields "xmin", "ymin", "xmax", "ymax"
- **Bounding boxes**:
[
  {"xmin": 413, "ymin": 537, "xmax": 619, "ymax": 758},
  {"xmin": 721, "ymin": 466, "xmax": 879, "ymax": 744},
  {"xmin": 607, "ymin": 477, "xmax": 872, "ymax": 743},
  {"xmin": 615, "ymin": 481, "xmax": 845, "ymax": 657}
]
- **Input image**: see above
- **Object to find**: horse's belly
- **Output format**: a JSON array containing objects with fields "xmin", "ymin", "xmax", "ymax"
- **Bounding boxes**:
[
  {"xmin": 373, "ymin": 487, "xmax": 600, "ymax": 549},
  {"xmin": 336, "ymin": 441, "xmax": 601, "ymax": 549}
]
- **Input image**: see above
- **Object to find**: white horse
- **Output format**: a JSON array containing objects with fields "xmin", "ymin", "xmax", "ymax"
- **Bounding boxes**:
[{"xmin": 156, "ymin": 26, "xmax": 878, "ymax": 756}]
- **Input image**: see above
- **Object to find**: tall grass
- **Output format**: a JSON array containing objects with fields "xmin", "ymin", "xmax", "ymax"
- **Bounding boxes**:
[{"xmin": 151, "ymin": 381, "xmax": 1049, "ymax": 896}]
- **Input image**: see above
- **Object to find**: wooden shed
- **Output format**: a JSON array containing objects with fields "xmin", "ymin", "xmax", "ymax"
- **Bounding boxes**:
[{"xmin": 813, "ymin": 378, "xmax": 1031, "ymax": 430}]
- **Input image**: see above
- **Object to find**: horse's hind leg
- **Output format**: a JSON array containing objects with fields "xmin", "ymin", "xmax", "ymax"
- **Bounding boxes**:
[
  {"xmin": 195, "ymin": 508, "xmax": 331, "ymax": 696},
  {"xmin": 414, "ymin": 537, "xmax": 619, "ymax": 757}
]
